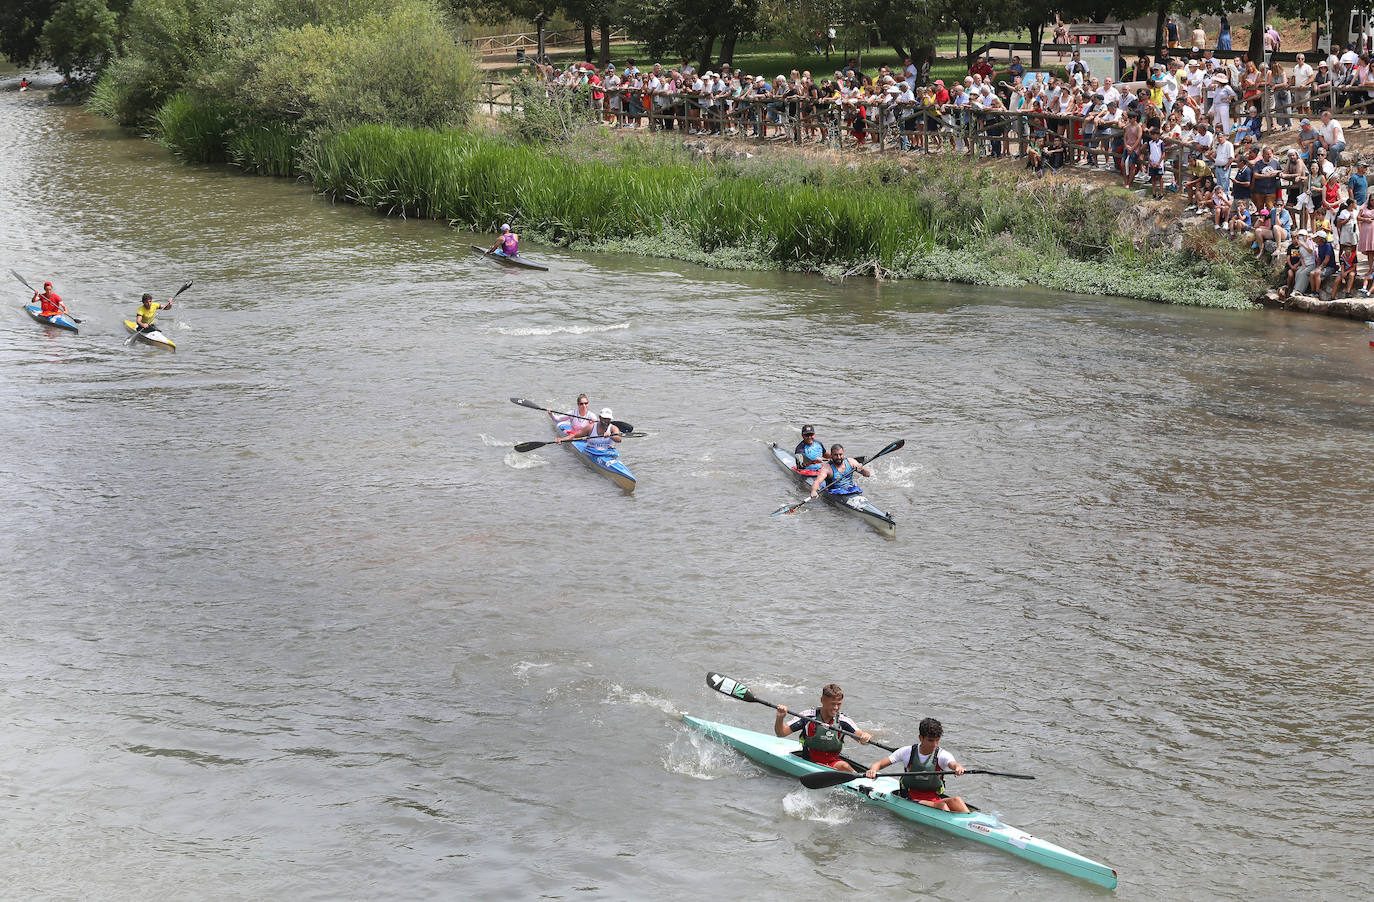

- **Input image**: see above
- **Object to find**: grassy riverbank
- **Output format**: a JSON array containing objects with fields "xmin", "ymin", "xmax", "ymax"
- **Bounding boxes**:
[{"xmin": 299, "ymin": 125, "xmax": 1262, "ymax": 308}]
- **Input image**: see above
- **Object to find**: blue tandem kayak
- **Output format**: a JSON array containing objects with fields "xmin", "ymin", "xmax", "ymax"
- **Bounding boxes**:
[{"xmin": 550, "ymin": 413, "xmax": 635, "ymax": 492}]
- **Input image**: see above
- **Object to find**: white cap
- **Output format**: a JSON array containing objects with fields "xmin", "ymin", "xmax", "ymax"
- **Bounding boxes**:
[
  {"xmin": 600, "ymin": 407, "xmax": 613, "ymax": 419},
  {"xmin": 501, "ymin": 223, "xmax": 511, "ymax": 231}
]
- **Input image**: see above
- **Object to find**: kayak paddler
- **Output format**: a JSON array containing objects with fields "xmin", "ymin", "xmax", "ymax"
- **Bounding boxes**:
[
  {"xmin": 808, "ymin": 444, "xmax": 871, "ymax": 501},
  {"xmin": 558, "ymin": 407, "xmax": 621, "ymax": 452},
  {"xmin": 133, "ymin": 291, "xmax": 172, "ymax": 333},
  {"xmin": 774, "ymin": 683, "xmax": 872, "ymax": 772},
  {"xmin": 548, "ymin": 394, "xmax": 594, "ymax": 430},
  {"xmin": 864, "ymin": 717, "xmax": 970, "ymax": 813},
  {"xmin": 793, "ymin": 424, "xmax": 825, "ymax": 476},
  {"xmin": 488, "ymin": 223, "xmax": 519, "ymax": 258},
  {"xmin": 33, "ymin": 281, "xmax": 68, "ymax": 318}
]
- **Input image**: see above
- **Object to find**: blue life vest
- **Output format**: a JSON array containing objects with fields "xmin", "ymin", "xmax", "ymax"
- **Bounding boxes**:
[{"xmin": 825, "ymin": 459, "xmax": 861, "ymax": 495}]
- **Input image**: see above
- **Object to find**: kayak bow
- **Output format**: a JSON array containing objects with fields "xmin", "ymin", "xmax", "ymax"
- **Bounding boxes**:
[
  {"xmin": 769, "ymin": 443, "xmax": 895, "ymax": 537},
  {"xmin": 24, "ymin": 303, "xmax": 78, "ymax": 333},
  {"xmin": 470, "ymin": 245, "xmax": 549, "ymax": 271},
  {"xmin": 549, "ymin": 412, "xmax": 635, "ymax": 492},
  {"xmin": 682, "ymin": 716, "xmax": 1118, "ymax": 891},
  {"xmin": 124, "ymin": 320, "xmax": 176, "ymax": 351}
]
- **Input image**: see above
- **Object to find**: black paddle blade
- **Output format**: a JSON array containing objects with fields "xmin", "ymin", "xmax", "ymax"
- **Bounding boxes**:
[
  {"xmin": 510, "ymin": 397, "xmax": 545, "ymax": 411},
  {"xmin": 513, "ymin": 440, "xmax": 548, "ymax": 452},
  {"xmin": 10, "ymin": 269, "xmax": 36, "ymax": 293},
  {"xmin": 858, "ymin": 439, "xmax": 905, "ymax": 465},
  {"xmin": 706, "ymin": 672, "xmax": 756, "ymax": 703},
  {"xmin": 800, "ymin": 769, "xmax": 864, "ymax": 789},
  {"xmin": 173, "ymin": 280, "xmax": 193, "ymax": 297}
]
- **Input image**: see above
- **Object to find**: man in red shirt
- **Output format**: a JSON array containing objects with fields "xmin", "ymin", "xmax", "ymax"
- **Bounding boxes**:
[
  {"xmin": 933, "ymin": 79, "xmax": 949, "ymax": 104},
  {"xmin": 969, "ymin": 55, "xmax": 994, "ymax": 80},
  {"xmin": 34, "ymin": 281, "xmax": 67, "ymax": 317}
]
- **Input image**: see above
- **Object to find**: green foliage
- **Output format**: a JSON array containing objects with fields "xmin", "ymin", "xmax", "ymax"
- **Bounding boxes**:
[
  {"xmin": 501, "ymin": 76, "xmax": 599, "ymax": 144},
  {"xmin": 40, "ymin": 0, "xmax": 118, "ymax": 81},
  {"xmin": 0, "ymin": 0, "xmax": 60, "ymax": 67},
  {"xmin": 88, "ymin": 0, "xmax": 224, "ymax": 126},
  {"xmin": 297, "ymin": 125, "xmax": 1264, "ymax": 307},
  {"xmin": 210, "ymin": 0, "xmax": 479, "ymax": 130},
  {"xmin": 152, "ymin": 91, "xmax": 237, "ymax": 161},
  {"xmin": 228, "ymin": 122, "xmax": 302, "ymax": 176},
  {"xmin": 87, "ymin": 53, "xmax": 175, "ymax": 126}
]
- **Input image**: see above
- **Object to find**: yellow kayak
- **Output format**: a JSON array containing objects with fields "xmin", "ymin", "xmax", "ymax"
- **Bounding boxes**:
[{"xmin": 124, "ymin": 320, "xmax": 175, "ymax": 351}]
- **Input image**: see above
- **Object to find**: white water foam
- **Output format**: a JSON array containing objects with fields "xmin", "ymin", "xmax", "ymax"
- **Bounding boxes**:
[
  {"xmin": 503, "ymin": 451, "xmax": 548, "ymax": 470},
  {"xmin": 604, "ymin": 683, "xmax": 678, "ymax": 715},
  {"xmin": 488, "ymin": 322, "xmax": 630, "ymax": 337},
  {"xmin": 781, "ymin": 787, "xmax": 856, "ymax": 825},
  {"xmin": 478, "ymin": 433, "xmax": 511, "ymax": 448},
  {"xmin": 663, "ymin": 730, "xmax": 754, "ymax": 781}
]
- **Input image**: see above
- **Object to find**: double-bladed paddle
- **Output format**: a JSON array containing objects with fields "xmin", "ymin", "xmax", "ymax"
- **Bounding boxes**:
[
  {"xmin": 12, "ymin": 268, "xmax": 82, "ymax": 322},
  {"xmin": 706, "ymin": 672, "xmax": 1036, "ymax": 786},
  {"xmin": 126, "ymin": 281, "xmax": 193, "ymax": 345},
  {"xmin": 771, "ymin": 439, "xmax": 905, "ymax": 517},
  {"xmin": 510, "ymin": 397, "xmax": 634, "ymax": 433},
  {"xmin": 515, "ymin": 432, "xmax": 647, "ymax": 452},
  {"xmin": 706, "ymin": 672, "xmax": 897, "ymax": 752},
  {"xmin": 799, "ymin": 767, "xmax": 1035, "ymax": 790}
]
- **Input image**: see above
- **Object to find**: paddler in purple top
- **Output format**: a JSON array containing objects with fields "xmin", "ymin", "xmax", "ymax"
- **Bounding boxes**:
[{"xmin": 488, "ymin": 223, "xmax": 519, "ymax": 257}]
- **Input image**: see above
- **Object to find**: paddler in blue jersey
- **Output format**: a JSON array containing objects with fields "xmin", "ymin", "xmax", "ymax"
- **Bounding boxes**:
[
  {"xmin": 488, "ymin": 223, "xmax": 519, "ymax": 258},
  {"xmin": 808, "ymin": 444, "xmax": 872, "ymax": 501},
  {"xmin": 774, "ymin": 683, "xmax": 872, "ymax": 772},
  {"xmin": 864, "ymin": 717, "xmax": 969, "ymax": 812},
  {"xmin": 557, "ymin": 407, "xmax": 621, "ymax": 452},
  {"xmin": 793, "ymin": 424, "xmax": 825, "ymax": 475}
]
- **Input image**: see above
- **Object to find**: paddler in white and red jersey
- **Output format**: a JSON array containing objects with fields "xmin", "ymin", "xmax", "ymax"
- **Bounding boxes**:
[{"xmin": 773, "ymin": 683, "xmax": 872, "ymax": 772}]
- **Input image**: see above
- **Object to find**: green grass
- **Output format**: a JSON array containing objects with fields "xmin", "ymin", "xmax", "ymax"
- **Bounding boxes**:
[
  {"xmin": 153, "ymin": 93, "xmax": 236, "ymax": 163},
  {"xmin": 298, "ymin": 125, "xmax": 1263, "ymax": 307},
  {"xmin": 229, "ymin": 122, "xmax": 302, "ymax": 176}
]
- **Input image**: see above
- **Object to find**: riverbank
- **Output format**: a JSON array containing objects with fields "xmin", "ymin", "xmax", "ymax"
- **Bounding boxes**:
[{"xmin": 293, "ymin": 123, "xmax": 1266, "ymax": 308}]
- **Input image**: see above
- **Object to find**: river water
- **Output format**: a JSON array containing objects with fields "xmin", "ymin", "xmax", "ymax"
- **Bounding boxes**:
[{"xmin": 2, "ymin": 89, "xmax": 1372, "ymax": 901}]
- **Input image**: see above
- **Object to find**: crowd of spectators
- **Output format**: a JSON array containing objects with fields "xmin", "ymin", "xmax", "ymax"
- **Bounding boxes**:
[{"xmin": 522, "ymin": 37, "xmax": 1374, "ymax": 298}]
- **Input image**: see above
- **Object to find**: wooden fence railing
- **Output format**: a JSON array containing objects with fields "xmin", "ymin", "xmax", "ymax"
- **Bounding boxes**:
[{"xmin": 465, "ymin": 28, "xmax": 627, "ymax": 55}]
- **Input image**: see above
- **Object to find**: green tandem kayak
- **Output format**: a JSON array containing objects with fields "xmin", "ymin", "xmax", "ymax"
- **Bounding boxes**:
[{"xmin": 682, "ymin": 715, "xmax": 1118, "ymax": 891}]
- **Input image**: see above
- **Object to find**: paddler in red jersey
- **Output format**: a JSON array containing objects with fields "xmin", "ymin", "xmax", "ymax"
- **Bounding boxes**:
[
  {"xmin": 34, "ymin": 281, "xmax": 67, "ymax": 317},
  {"xmin": 774, "ymin": 683, "xmax": 872, "ymax": 772}
]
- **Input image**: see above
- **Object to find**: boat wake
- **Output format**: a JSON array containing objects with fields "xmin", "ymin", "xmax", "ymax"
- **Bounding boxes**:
[
  {"xmin": 875, "ymin": 459, "xmax": 922, "ymax": 489},
  {"xmin": 478, "ymin": 433, "xmax": 512, "ymax": 447},
  {"xmin": 604, "ymin": 683, "xmax": 678, "ymax": 715},
  {"xmin": 663, "ymin": 730, "xmax": 754, "ymax": 781},
  {"xmin": 503, "ymin": 451, "xmax": 548, "ymax": 469},
  {"xmin": 488, "ymin": 322, "xmax": 630, "ymax": 337},
  {"xmin": 782, "ymin": 787, "xmax": 856, "ymax": 825}
]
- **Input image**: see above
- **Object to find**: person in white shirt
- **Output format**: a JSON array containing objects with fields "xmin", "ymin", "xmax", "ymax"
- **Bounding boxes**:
[
  {"xmin": 1212, "ymin": 130, "xmax": 1234, "ymax": 193},
  {"xmin": 1292, "ymin": 54, "xmax": 1315, "ymax": 114},
  {"xmin": 1102, "ymin": 78, "xmax": 1120, "ymax": 107},
  {"xmin": 1212, "ymin": 73, "xmax": 1236, "ymax": 134},
  {"xmin": 1319, "ymin": 109, "xmax": 1347, "ymax": 164},
  {"xmin": 864, "ymin": 718, "xmax": 969, "ymax": 813}
]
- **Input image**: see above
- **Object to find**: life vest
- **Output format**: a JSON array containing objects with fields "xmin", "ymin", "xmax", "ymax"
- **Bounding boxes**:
[
  {"xmin": 799, "ymin": 713, "xmax": 845, "ymax": 754},
  {"xmin": 795, "ymin": 439, "xmax": 824, "ymax": 473},
  {"xmin": 825, "ymin": 458, "xmax": 860, "ymax": 495},
  {"xmin": 899, "ymin": 744, "xmax": 945, "ymax": 794}
]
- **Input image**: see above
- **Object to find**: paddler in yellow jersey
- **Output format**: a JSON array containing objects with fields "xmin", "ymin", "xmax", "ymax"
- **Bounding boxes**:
[{"xmin": 134, "ymin": 292, "xmax": 173, "ymax": 333}]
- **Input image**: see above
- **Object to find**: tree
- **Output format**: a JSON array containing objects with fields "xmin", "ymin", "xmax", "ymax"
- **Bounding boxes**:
[
  {"xmin": 41, "ymin": 0, "xmax": 118, "ymax": 80},
  {"xmin": 0, "ymin": 0, "xmax": 60, "ymax": 66}
]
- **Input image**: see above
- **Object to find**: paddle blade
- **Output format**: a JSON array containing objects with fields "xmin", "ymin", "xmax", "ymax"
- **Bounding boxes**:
[
  {"xmin": 800, "ymin": 769, "xmax": 864, "ymax": 790},
  {"xmin": 510, "ymin": 397, "xmax": 545, "ymax": 411},
  {"xmin": 770, "ymin": 498, "xmax": 811, "ymax": 517},
  {"xmin": 513, "ymin": 440, "xmax": 548, "ymax": 452},
  {"xmin": 173, "ymin": 280, "xmax": 193, "ymax": 298},
  {"xmin": 858, "ymin": 439, "xmax": 905, "ymax": 466},
  {"xmin": 612, "ymin": 420, "xmax": 634, "ymax": 433},
  {"xmin": 10, "ymin": 269, "xmax": 36, "ymax": 293},
  {"xmin": 706, "ymin": 672, "xmax": 756, "ymax": 703}
]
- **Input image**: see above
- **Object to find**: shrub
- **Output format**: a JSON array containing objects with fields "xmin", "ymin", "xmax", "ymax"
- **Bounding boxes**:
[{"xmin": 153, "ymin": 92, "xmax": 236, "ymax": 162}]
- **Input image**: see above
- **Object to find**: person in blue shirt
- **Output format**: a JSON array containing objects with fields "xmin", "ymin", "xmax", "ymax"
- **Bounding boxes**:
[
  {"xmin": 793, "ymin": 425, "xmax": 825, "ymax": 475},
  {"xmin": 1349, "ymin": 161, "xmax": 1368, "ymax": 206},
  {"xmin": 809, "ymin": 444, "xmax": 872, "ymax": 499},
  {"xmin": 1310, "ymin": 232, "xmax": 1338, "ymax": 294}
]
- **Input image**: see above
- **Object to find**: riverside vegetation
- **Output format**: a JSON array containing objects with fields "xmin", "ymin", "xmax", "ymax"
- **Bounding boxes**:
[{"xmin": 77, "ymin": 0, "xmax": 1266, "ymax": 308}]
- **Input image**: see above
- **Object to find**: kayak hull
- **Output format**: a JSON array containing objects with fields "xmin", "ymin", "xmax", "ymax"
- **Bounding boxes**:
[
  {"xmin": 550, "ymin": 413, "xmax": 635, "ymax": 492},
  {"xmin": 470, "ymin": 244, "xmax": 549, "ymax": 271},
  {"xmin": 770, "ymin": 443, "xmax": 895, "ymax": 537},
  {"xmin": 24, "ymin": 304, "xmax": 78, "ymax": 333},
  {"xmin": 124, "ymin": 320, "xmax": 176, "ymax": 351},
  {"xmin": 682, "ymin": 716, "xmax": 1117, "ymax": 891}
]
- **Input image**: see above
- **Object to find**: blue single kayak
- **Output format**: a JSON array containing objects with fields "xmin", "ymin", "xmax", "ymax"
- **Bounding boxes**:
[
  {"xmin": 24, "ymin": 303, "xmax": 78, "ymax": 333},
  {"xmin": 550, "ymin": 413, "xmax": 635, "ymax": 492}
]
